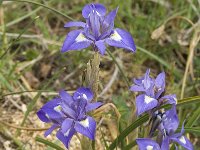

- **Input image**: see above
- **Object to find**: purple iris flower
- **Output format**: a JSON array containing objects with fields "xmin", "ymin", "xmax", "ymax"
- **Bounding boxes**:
[
  {"xmin": 137, "ymin": 119, "xmax": 193, "ymax": 149},
  {"xmin": 137, "ymin": 106, "xmax": 193, "ymax": 150},
  {"xmin": 137, "ymin": 136, "xmax": 193, "ymax": 150},
  {"xmin": 160, "ymin": 107, "xmax": 193, "ymax": 150},
  {"xmin": 160, "ymin": 124, "xmax": 194, "ymax": 150},
  {"xmin": 130, "ymin": 69, "xmax": 177, "ymax": 116},
  {"xmin": 136, "ymin": 138, "xmax": 161, "ymax": 150},
  {"xmin": 37, "ymin": 87, "xmax": 102, "ymax": 149},
  {"xmin": 61, "ymin": 3, "xmax": 136, "ymax": 55}
]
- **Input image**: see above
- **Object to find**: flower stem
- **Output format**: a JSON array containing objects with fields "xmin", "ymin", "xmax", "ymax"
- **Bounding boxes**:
[{"xmin": 86, "ymin": 52, "xmax": 100, "ymax": 102}]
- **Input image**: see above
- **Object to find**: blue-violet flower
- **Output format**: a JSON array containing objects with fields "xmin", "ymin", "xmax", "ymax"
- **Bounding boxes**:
[
  {"xmin": 130, "ymin": 69, "xmax": 177, "ymax": 116},
  {"xmin": 37, "ymin": 87, "xmax": 102, "ymax": 149},
  {"xmin": 61, "ymin": 3, "xmax": 136, "ymax": 55}
]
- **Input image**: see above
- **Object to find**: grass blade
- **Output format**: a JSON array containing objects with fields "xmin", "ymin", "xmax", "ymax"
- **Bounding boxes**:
[
  {"xmin": 109, "ymin": 114, "xmax": 149, "ymax": 150},
  {"xmin": 186, "ymin": 105, "xmax": 200, "ymax": 127},
  {"xmin": 3, "ymin": 0, "xmax": 74, "ymax": 21},
  {"xmin": 35, "ymin": 136, "xmax": 64, "ymax": 150},
  {"xmin": 0, "ymin": 16, "xmax": 39, "ymax": 59},
  {"xmin": 177, "ymin": 96, "xmax": 200, "ymax": 106},
  {"xmin": 137, "ymin": 46, "xmax": 180, "ymax": 78}
]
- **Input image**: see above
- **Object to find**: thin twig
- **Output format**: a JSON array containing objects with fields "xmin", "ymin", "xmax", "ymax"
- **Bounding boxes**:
[
  {"xmin": 99, "ymin": 65, "xmax": 119, "ymax": 97},
  {"xmin": 107, "ymin": 49, "xmax": 130, "ymax": 88},
  {"xmin": 181, "ymin": 26, "xmax": 200, "ymax": 98},
  {"xmin": 94, "ymin": 103, "xmax": 121, "ymax": 120},
  {"xmin": 0, "ymin": 120, "xmax": 49, "ymax": 131}
]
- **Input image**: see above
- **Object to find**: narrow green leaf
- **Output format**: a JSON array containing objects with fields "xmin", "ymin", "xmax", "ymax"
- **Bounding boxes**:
[
  {"xmin": 137, "ymin": 46, "xmax": 170, "ymax": 69},
  {"xmin": 0, "ymin": 16, "xmax": 39, "ymax": 59},
  {"xmin": 178, "ymin": 127, "xmax": 200, "ymax": 135},
  {"xmin": 4, "ymin": 0, "xmax": 74, "ymax": 21},
  {"xmin": 35, "ymin": 136, "xmax": 64, "ymax": 150},
  {"xmin": 177, "ymin": 96, "xmax": 200, "ymax": 106},
  {"xmin": 109, "ymin": 114, "xmax": 149, "ymax": 150},
  {"xmin": 0, "ymin": 73, "xmax": 13, "ymax": 91},
  {"xmin": 124, "ymin": 141, "xmax": 136, "ymax": 150},
  {"xmin": 186, "ymin": 104, "xmax": 200, "ymax": 127},
  {"xmin": 137, "ymin": 46, "xmax": 180, "ymax": 78},
  {"xmin": 3, "ymin": 7, "xmax": 42, "ymax": 28}
]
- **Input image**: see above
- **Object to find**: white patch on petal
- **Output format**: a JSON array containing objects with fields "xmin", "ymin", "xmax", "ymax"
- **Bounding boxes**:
[
  {"xmin": 64, "ymin": 129, "xmax": 70, "ymax": 137},
  {"xmin": 45, "ymin": 113, "xmax": 50, "ymax": 119},
  {"xmin": 75, "ymin": 33, "xmax": 87, "ymax": 42},
  {"xmin": 82, "ymin": 94, "xmax": 87, "ymax": 100},
  {"xmin": 146, "ymin": 145, "xmax": 153, "ymax": 150},
  {"xmin": 96, "ymin": 11, "xmax": 101, "ymax": 16},
  {"xmin": 179, "ymin": 136, "xmax": 186, "ymax": 144},
  {"xmin": 54, "ymin": 105, "xmax": 62, "ymax": 112},
  {"xmin": 80, "ymin": 118, "xmax": 89, "ymax": 128},
  {"xmin": 174, "ymin": 97, "xmax": 177, "ymax": 104},
  {"xmin": 144, "ymin": 95, "xmax": 155, "ymax": 104},
  {"xmin": 110, "ymin": 30, "xmax": 122, "ymax": 41},
  {"xmin": 141, "ymin": 79, "xmax": 144, "ymax": 84},
  {"xmin": 157, "ymin": 87, "xmax": 162, "ymax": 91}
]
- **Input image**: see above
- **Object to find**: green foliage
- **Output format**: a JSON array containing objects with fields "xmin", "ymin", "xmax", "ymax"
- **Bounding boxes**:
[
  {"xmin": 112, "ymin": 93, "xmax": 131, "ymax": 130},
  {"xmin": 1, "ymin": 0, "xmax": 200, "ymax": 149},
  {"xmin": 36, "ymin": 136, "xmax": 64, "ymax": 150}
]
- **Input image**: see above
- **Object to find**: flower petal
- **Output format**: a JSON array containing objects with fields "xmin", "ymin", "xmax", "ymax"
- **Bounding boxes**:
[
  {"xmin": 60, "ymin": 102, "xmax": 76, "ymax": 119},
  {"xmin": 59, "ymin": 90, "xmax": 73, "ymax": 104},
  {"xmin": 61, "ymin": 118, "xmax": 74, "ymax": 135},
  {"xmin": 82, "ymin": 3, "xmax": 106, "ymax": 18},
  {"xmin": 44, "ymin": 124, "xmax": 58, "ymax": 137},
  {"xmin": 75, "ymin": 116, "xmax": 96, "ymax": 140},
  {"xmin": 86, "ymin": 102, "xmax": 103, "ymax": 112},
  {"xmin": 143, "ymin": 69, "xmax": 152, "ymax": 90},
  {"xmin": 160, "ymin": 137, "xmax": 170, "ymax": 150},
  {"xmin": 134, "ymin": 76, "xmax": 145, "ymax": 85},
  {"xmin": 171, "ymin": 136, "xmax": 193, "ymax": 150},
  {"xmin": 163, "ymin": 105, "xmax": 179, "ymax": 134},
  {"xmin": 37, "ymin": 109, "xmax": 51, "ymax": 123},
  {"xmin": 136, "ymin": 138, "xmax": 161, "ymax": 150},
  {"xmin": 64, "ymin": 21, "xmax": 86, "ymax": 28},
  {"xmin": 154, "ymin": 71, "xmax": 165, "ymax": 98},
  {"xmin": 73, "ymin": 87, "xmax": 93, "ymax": 102},
  {"xmin": 136, "ymin": 94, "xmax": 158, "ymax": 116},
  {"xmin": 171, "ymin": 121, "xmax": 186, "ymax": 139},
  {"xmin": 130, "ymin": 85, "xmax": 145, "ymax": 92},
  {"xmin": 61, "ymin": 30, "xmax": 91, "ymax": 53},
  {"xmin": 95, "ymin": 40, "xmax": 106, "ymax": 55},
  {"xmin": 56, "ymin": 128, "xmax": 75, "ymax": 149},
  {"xmin": 101, "ymin": 8, "xmax": 118, "ymax": 37},
  {"xmin": 160, "ymin": 94, "xmax": 177, "ymax": 105},
  {"xmin": 37, "ymin": 98, "xmax": 63, "ymax": 123},
  {"xmin": 105, "ymin": 28, "xmax": 136, "ymax": 52}
]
